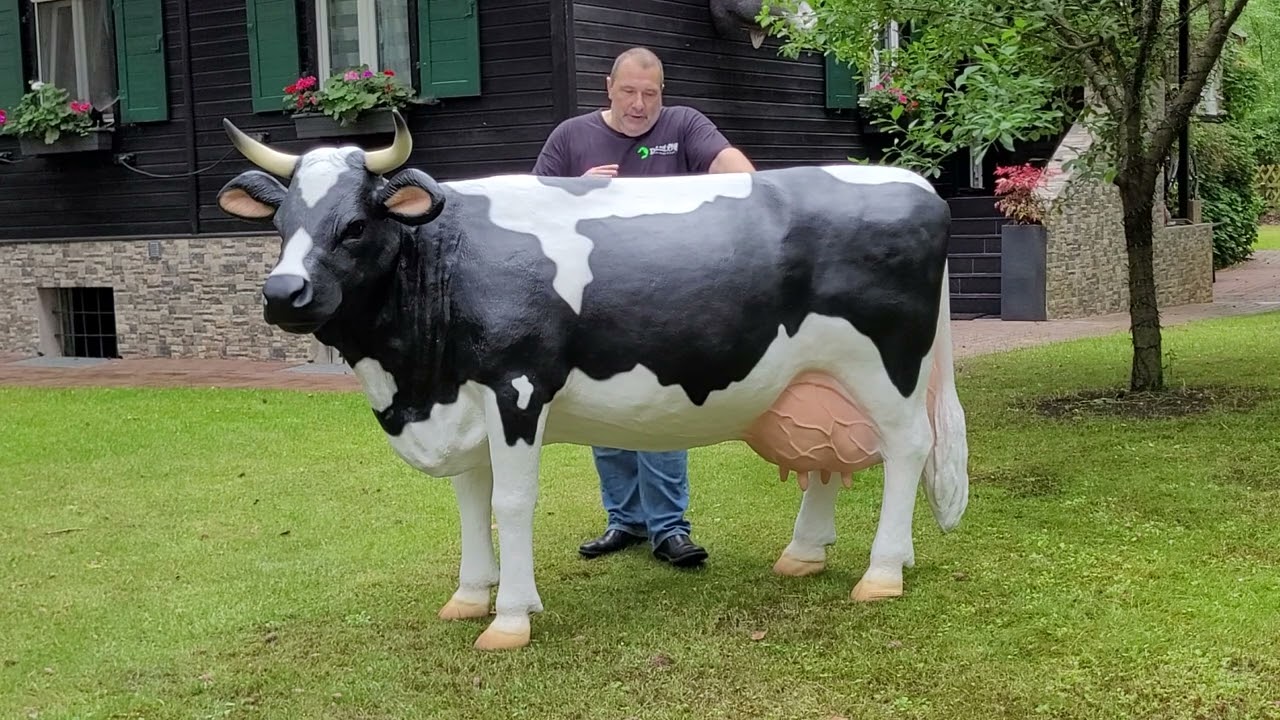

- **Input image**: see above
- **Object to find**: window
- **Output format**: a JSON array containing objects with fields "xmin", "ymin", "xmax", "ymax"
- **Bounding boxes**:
[
  {"xmin": 867, "ymin": 20, "xmax": 900, "ymax": 86},
  {"xmin": 32, "ymin": 0, "xmax": 117, "ymax": 112},
  {"xmin": 315, "ymin": 0, "xmax": 412, "ymax": 80}
]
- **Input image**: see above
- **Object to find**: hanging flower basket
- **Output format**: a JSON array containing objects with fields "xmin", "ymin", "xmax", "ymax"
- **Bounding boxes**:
[
  {"xmin": 18, "ymin": 128, "xmax": 114, "ymax": 156},
  {"xmin": 1, "ymin": 81, "xmax": 113, "ymax": 156},
  {"xmin": 284, "ymin": 66, "xmax": 414, "ymax": 140}
]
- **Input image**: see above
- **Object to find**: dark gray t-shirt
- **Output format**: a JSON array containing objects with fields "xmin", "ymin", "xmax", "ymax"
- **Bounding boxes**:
[{"xmin": 531, "ymin": 106, "xmax": 733, "ymax": 178}]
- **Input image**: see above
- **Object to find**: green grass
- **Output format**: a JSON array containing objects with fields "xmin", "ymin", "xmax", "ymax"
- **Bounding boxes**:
[
  {"xmin": 1256, "ymin": 225, "xmax": 1280, "ymax": 251},
  {"xmin": 4, "ymin": 314, "xmax": 1280, "ymax": 719}
]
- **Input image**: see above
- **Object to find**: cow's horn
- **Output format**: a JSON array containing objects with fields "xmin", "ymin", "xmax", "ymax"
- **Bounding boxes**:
[
  {"xmin": 364, "ymin": 110, "xmax": 412, "ymax": 175},
  {"xmin": 222, "ymin": 118, "xmax": 298, "ymax": 179}
]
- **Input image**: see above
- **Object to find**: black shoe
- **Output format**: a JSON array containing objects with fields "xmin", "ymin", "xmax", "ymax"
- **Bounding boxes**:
[
  {"xmin": 653, "ymin": 534, "xmax": 708, "ymax": 568},
  {"xmin": 578, "ymin": 529, "xmax": 645, "ymax": 559}
]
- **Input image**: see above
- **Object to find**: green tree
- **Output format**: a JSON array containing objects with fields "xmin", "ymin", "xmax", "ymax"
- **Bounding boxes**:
[{"xmin": 762, "ymin": 0, "xmax": 1251, "ymax": 392}]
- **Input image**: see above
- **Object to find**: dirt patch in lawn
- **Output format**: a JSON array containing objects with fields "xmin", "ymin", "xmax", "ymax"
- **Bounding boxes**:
[{"xmin": 1032, "ymin": 385, "xmax": 1273, "ymax": 420}]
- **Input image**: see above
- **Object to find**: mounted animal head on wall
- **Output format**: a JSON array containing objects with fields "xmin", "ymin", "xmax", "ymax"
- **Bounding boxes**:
[
  {"xmin": 709, "ymin": 0, "xmax": 816, "ymax": 49},
  {"xmin": 214, "ymin": 111, "xmax": 446, "ymax": 335}
]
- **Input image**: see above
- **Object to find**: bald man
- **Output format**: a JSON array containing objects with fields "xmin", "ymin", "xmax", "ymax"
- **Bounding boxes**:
[{"xmin": 532, "ymin": 47, "xmax": 756, "ymax": 568}]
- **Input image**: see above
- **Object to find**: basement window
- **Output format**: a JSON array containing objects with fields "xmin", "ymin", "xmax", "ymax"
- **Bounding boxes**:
[{"xmin": 52, "ymin": 287, "xmax": 120, "ymax": 359}]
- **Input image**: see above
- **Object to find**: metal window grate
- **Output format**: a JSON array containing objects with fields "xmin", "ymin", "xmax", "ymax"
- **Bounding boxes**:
[{"xmin": 55, "ymin": 286, "xmax": 119, "ymax": 358}]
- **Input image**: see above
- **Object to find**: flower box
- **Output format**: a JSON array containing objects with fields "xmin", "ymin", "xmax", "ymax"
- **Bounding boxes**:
[
  {"xmin": 292, "ymin": 108, "xmax": 397, "ymax": 139},
  {"xmin": 18, "ymin": 128, "xmax": 114, "ymax": 156}
]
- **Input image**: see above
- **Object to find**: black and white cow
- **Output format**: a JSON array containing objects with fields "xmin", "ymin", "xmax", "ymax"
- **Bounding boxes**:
[{"xmin": 216, "ymin": 111, "xmax": 969, "ymax": 651}]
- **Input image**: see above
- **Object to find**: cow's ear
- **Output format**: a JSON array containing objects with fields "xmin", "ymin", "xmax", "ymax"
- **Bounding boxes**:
[
  {"xmin": 217, "ymin": 170, "xmax": 287, "ymax": 221},
  {"xmin": 376, "ymin": 168, "xmax": 446, "ymax": 226}
]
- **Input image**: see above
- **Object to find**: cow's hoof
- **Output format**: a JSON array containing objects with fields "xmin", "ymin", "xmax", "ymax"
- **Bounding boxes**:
[
  {"xmin": 438, "ymin": 597, "xmax": 490, "ymax": 621},
  {"xmin": 474, "ymin": 623, "xmax": 531, "ymax": 651},
  {"xmin": 772, "ymin": 553, "xmax": 826, "ymax": 577},
  {"xmin": 851, "ymin": 575, "xmax": 903, "ymax": 602}
]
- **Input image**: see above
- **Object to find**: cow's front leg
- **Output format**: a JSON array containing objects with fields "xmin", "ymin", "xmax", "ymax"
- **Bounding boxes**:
[
  {"xmin": 439, "ymin": 465, "xmax": 498, "ymax": 621},
  {"xmin": 474, "ymin": 386, "xmax": 546, "ymax": 651},
  {"xmin": 774, "ymin": 470, "xmax": 842, "ymax": 577}
]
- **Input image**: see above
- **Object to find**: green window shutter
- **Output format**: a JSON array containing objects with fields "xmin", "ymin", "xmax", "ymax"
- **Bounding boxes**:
[
  {"xmin": 113, "ymin": 0, "xmax": 169, "ymax": 123},
  {"xmin": 417, "ymin": 0, "xmax": 481, "ymax": 99},
  {"xmin": 246, "ymin": 0, "xmax": 299, "ymax": 113},
  {"xmin": 0, "ymin": 0, "xmax": 25, "ymax": 111},
  {"xmin": 824, "ymin": 54, "xmax": 859, "ymax": 109}
]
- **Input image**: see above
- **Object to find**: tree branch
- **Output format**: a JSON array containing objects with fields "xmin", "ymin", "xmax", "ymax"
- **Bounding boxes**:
[
  {"xmin": 1148, "ymin": 0, "xmax": 1248, "ymax": 163},
  {"xmin": 1126, "ymin": 0, "xmax": 1164, "ymax": 159},
  {"xmin": 1043, "ymin": 12, "xmax": 1125, "ymax": 117}
]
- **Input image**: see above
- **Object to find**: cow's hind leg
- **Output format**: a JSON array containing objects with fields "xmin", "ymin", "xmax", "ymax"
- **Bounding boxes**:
[
  {"xmin": 438, "ymin": 465, "xmax": 498, "ymax": 621},
  {"xmin": 852, "ymin": 396, "xmax": 932, "ymax": 602},
  {"xmin": 774, "ymin": 471, "xmax": 841, "ymax": 577}
]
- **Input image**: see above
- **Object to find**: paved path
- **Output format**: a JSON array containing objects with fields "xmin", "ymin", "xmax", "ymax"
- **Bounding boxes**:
[{"xmin": 2, "ymin": 252, "xmax": 1277, "ymax": 393}]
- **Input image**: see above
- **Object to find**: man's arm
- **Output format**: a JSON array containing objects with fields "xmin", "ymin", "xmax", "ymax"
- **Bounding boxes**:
[
  {"xmin": 531, "ymin": 122, "xmax": 570, "ymax": 176},
  {"xmin": 682, "ymin": 107, "xmax": 755, "ymax": 174},
  {"xmin": 709, "ymin": 146, "xmax": 756, "ymax": 174}
]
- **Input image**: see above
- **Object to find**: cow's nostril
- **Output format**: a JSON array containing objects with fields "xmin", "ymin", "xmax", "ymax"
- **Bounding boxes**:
[{"xmin": 262, "ymin": 274, "xmax": 312, "ymax": 310}]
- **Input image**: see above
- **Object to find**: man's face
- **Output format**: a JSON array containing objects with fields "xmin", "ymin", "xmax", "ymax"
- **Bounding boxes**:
[{"xmin": 606, "ymin": 60, "xmax": 663, "ymax": 137}]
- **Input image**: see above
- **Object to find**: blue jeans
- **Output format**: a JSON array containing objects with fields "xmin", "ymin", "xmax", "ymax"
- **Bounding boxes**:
[{"xmin": 591, "ymin": 446, "xmax": 691, "ymax": 549}]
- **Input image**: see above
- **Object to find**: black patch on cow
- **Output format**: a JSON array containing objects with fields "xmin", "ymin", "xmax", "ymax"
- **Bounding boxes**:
[
  {"xmin": 564, "ymin": 168, "xmax": 949, "ymax": 400},
  {"xmin": 302, "ymin": 166, "xmax": 949, "ymax": 450},
  {"xmin": 534, "ymin": 175, "xmax": 611, "ymax": 196}
]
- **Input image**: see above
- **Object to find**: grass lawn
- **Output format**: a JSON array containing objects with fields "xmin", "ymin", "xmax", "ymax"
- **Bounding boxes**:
[
  {"xmin": 1256, "ymin": 225, "xmax": 1280, "ymax": 251},
  {"xmin": 3, "ymin": 313, "xmax": 1280, "ymax": 719}
]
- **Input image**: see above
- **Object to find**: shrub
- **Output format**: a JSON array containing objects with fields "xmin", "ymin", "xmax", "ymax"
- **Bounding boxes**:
[
  {"xmin": 1193, "ymin": 121, "xmax": 1264, "ymax": 268},
  {"xmin": 993, "ymin": 163, "xmax": 1052, "ymax": 224}
]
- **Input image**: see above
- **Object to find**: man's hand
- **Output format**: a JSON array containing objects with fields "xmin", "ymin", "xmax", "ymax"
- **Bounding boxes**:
[{"xmin": 583, "ymin": 164, "xmax": 619, "ymax": 178}]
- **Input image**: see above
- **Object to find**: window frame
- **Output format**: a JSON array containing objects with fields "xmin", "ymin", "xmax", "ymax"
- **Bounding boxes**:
[
  {"xmin": 314, "ymin": 0, "xmax": 380, "ymax": 79},
  {"xmin": 30, "ymin": 0, "xmax": 114, "ymax": 109}
]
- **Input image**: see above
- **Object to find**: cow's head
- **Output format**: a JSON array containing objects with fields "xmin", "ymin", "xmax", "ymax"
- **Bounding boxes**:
[
  {"xmin": 709, "ymin": 0, "xmax": 816, "ymax": 49},
  {"xmin": 215, "ymin": 111, "xmax": 445, "ymax": 335}
]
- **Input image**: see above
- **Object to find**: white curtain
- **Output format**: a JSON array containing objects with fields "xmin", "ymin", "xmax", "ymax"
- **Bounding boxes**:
[
  {"xmin": 36, "ymin": 1, "xmax": 77, "ymax": 95},
  {"xmin": 376, "ymin": 0, "xmax": 412, "ymax": 79},
  {"xmin": 326, "ymin": 0, "xmax": 362, "ymax": 73},
  {"xmin": 82, "ymin": 0, "xmax": 116, "ymax": 110}
]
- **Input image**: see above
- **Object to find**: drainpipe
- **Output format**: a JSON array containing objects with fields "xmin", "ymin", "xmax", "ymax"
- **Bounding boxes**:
[{"xmin": 1178, "ymin": 0, "xmax": 1190, "ymax": 220}]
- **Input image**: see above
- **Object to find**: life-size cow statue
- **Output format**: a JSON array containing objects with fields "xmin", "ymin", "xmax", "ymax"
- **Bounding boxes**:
[{"xmin": 216, "ymin": 110, "xmax": 969, "ymax": 651}]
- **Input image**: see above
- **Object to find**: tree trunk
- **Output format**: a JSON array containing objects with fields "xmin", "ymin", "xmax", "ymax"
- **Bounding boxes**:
[{"xmin": 1117, "ymin": 171, "xmax": 1164, "ymax": 392}]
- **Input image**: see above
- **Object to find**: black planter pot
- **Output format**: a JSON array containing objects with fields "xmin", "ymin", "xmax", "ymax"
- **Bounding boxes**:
[
  {"xmin": 18, "ymin": 129, "xmax": 113, "ymax": 156},
  {"xmin": 1000, "ymin": 223, "xmax": 1048, "ymax": 321},
  {"xmin": 292, "ymin": 108, "xmax": 396, "ymax": 139}
]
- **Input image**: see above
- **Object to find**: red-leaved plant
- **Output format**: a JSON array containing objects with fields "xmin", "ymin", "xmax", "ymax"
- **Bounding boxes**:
[{"xmin": 993, "ymin": 163, "xmax": 1052, "ymax": 224}]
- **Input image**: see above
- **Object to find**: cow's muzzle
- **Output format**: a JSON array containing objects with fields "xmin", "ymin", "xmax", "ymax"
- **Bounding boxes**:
[{"xmin": 262, "ymin": 273, "xmax": 321, "ymax": 332}]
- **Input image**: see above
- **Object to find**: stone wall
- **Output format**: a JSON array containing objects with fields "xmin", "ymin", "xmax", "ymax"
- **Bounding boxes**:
[
  {"xmin": 0, "ymin": 236, "xmax": 315, "ymax": 362},
  {"xmin": 1035, "ymin": 122, "xmax": 1214, "ymax": 319}
]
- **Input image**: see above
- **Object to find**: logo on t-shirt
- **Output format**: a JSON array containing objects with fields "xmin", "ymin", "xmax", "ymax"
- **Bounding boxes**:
[{"xmin": 636, "ymin": 141, "xmax": 679, "ymax": 159}]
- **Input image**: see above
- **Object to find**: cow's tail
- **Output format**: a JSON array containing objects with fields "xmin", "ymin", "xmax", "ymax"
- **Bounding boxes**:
[{"xmin": 922, "ymin": 265, "xmax": 970, "ymax": 533}]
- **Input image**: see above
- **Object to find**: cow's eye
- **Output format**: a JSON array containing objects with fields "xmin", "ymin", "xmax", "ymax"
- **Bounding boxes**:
[{"xmin": 343, "ymin": 220, "xmax": 366, "ymax": 240}]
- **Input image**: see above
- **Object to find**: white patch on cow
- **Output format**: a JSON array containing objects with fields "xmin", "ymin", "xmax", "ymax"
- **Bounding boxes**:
[
  {"xmin": 445, "ymin": 173, "xmax": 754, "ymax": 314},
  {"xmin": 269, "ymin": 228, "xmax": 314, "ymax": 280},
  {"xmin": 351, "ymin": 357, "xmax": 398, "ymax": 412},
  {"xmin": 298, "ymin": 147, "xmax": 359, "ymax": 208},
  {"xmin": 386, "ymin": 381, "xmax": 490, "ymax": 478},
  {"xmin": 818, "ymin": 163, "xmax": 937, "ymax": 194},
  {"xmin": 542, "ymin": 312, "xmax": 929, "ymax": 452},
  {"xmin": 511, "ymin": 375, "xmax": 534, "ymax": 410}
]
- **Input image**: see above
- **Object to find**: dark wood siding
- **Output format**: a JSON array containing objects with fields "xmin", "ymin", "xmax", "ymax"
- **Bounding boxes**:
[
  {"xmin": 0, "ymin": 0, "xmax": 192, "ymax": 241},
  {"xmin": 1, "ymin": 0, "xmax": 558, "ymax": 241},
  {"xmin": 571, "ymin": 0, "xmax": 867, "ymax": 168}
]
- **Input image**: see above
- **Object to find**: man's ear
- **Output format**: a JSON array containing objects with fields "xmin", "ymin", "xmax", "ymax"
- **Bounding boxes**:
[
  {"xmin": 375, "ymin": 168, "xmax": 446, "ymax": 226},
  {"xmin": 217, "ymin": 170, "xmax": 287, "ymax": 221}
]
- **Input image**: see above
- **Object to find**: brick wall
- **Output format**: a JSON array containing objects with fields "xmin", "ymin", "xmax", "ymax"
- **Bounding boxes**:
[
  {"xmin": 1035, "ymin": 122, "xmax": 1214, "ymax": 319},
  {"xmin": 0, "ymin": 236, "xmax": 315, "ymax": 362}
]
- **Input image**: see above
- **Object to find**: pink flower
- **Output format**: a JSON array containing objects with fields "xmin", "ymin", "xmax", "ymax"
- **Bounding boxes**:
[
  {"xmin": 897, "ymin": 93, "xmax": 908, "ymax": 104},
  {"xmin": 362, "ymin": 69, "xmax": 373, "ymax": 78},
  {"xmin": 69, "ymin": 101, "xmax": 91, "ymax": 113},
  {"xmin": 344, "ymin": 70, "xmax": 359, "ymax": 81},
  {"xmin": 0, "ymin": 109, "xmax": 6, "ymax": 126}
]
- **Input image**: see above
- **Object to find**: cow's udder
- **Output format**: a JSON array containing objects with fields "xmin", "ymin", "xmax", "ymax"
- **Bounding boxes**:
[{"xmin": 741, "ymin": 368, "xmax": 939, "ymax": 488}]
